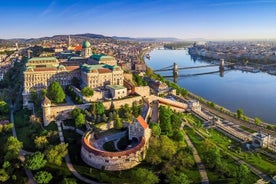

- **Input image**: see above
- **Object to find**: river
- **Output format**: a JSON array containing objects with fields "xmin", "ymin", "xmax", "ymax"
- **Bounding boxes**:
[{"xmin": 146, "ymin": 49, "xmax": 276, "ymax": 124}]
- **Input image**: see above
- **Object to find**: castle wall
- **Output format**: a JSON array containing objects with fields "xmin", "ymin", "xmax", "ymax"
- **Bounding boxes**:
[{"xmin": 80, "ymin": 132, "xmax": 148, "ymax": 171}]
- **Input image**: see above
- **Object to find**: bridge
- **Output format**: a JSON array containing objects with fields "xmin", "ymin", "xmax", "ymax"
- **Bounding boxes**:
[{"xmin": 153, "ymin": 59, "xmax": 234, "ymax": 79}]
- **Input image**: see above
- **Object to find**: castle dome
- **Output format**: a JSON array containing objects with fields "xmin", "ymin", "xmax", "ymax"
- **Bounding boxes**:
[{"xmin": 82, "ymin": 40, "xmax": 91, "ymax": 48}]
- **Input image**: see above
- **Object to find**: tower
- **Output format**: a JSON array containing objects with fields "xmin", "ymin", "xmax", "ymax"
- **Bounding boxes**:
[
  {"xmin": 68, "ymin": 35, "xmax": 71, "ymax": 47},
  {"xmin": 42, "ymin": 96, "xmax": 52, "ymax": 126},
  {"xmin": 220, "ymin": 59, "xmax": 225, "ymax": 71},
  {"xmin": 81, "ymin": 40, "xmax": 92, "ymax": 58},
  {"xmin": 173, "ymin": 62, "xmax": 178, "ymax": 82}
]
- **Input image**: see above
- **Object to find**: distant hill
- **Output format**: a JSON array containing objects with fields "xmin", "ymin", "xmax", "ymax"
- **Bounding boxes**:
[
  {"xmin": 112, "ymin": 36, "xmax": 182, "ymax": 42},
  {"xmin": 0, "ymin": 33, "xmax": 186, "ymax": 47}
]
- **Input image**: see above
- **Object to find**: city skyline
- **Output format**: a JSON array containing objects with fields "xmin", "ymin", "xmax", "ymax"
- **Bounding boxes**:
[{"xmin": 1, "ymin": 0, "xmax": 276, "ymax": 40}]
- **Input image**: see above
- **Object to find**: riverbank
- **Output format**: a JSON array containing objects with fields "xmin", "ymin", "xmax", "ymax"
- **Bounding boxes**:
[{"xmin": 146, "ymin": 49, "xmax": 276, "ymax": 124}]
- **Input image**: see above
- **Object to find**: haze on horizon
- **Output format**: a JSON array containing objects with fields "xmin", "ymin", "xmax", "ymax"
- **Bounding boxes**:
[{"xmin": 1, "ymin": 0, "xmax": 276, "ymax": 40}]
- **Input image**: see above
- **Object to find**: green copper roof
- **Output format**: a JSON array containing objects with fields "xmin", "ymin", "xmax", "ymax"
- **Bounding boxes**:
[
  {"xmin": 80, "ymin": 64, "xmax": 120, "ymax": 73},
  {"xmin": 28, "ymin": 57, "xmax": 57, "ymax": 62},
  {"xmin": 107, "ymin": 85, "xmax": 126, "ymax": 90},
  {"xmin": 82, "ymin": 40, "xmax": 91, "ymax": 48},
  {"xmin": 90, "ymin": 54, "xmax": 115, "ymax": 61}
]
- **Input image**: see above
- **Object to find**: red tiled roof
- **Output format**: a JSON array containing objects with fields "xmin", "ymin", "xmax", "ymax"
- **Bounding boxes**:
[
  {"xmin": 136, "ymin": 115, "xmax": 148, "ymax": 129},
  {"xmin": 97, "ymin": 68, "xmax": 111, "ymax": 73},
  {"xmin": 74, "ymin": 45, "xmax": 82, "ymax": 51},
  {"xmin": 66, "ymin": 66, "xmax": 79, "ymax": 71}
]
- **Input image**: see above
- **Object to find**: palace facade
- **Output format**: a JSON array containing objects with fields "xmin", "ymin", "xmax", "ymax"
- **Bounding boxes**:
[{"xmin": 23, "ymin": 41, "xmax": 123, "ymax": 107}]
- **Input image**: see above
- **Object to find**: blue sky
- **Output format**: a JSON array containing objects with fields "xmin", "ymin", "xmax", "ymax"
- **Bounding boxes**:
[{"xmin": 1, "ymin": 0, "xmax": 276, "ymax": 40}]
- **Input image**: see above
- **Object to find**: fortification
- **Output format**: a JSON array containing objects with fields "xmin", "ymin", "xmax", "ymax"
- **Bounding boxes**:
[{"xmin": 81, "ymin": 116, "xmax": 151, "ymax": 171}]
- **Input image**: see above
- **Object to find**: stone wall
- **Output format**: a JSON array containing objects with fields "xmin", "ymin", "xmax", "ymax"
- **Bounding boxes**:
[
  {"xmin": 135, "ymin": 86, "xmax": 150, "ymax": 97},
  {"xmin": 42, "ymin": 96, "xmax": 143, "ymax": 126},
  {"xmin": 81, "ymin": 132, "xmax": 149, "ymax": 171}
]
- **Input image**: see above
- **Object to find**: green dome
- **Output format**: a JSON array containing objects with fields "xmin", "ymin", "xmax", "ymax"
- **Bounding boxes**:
[{"xmin": 82, "ymin": 40, "xmax": 91, "ymax": 48}]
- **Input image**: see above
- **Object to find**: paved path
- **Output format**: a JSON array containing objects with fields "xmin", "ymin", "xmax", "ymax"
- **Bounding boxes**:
[
  {"xmin": 10, "ymin": 109, "xmax": 36, "ymax": 184},
  {"xmin": 184, "ymin": 134, "xmax": 209, "ymax": 184},
  {"xmin": 56, "ymin": 121, "xmax": 100, "ymax": 184}
]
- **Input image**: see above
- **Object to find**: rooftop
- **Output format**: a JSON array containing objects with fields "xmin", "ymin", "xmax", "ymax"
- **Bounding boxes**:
[{"xmin": 107, "ymin": 85, "xmax": 126, "ymax": 90}]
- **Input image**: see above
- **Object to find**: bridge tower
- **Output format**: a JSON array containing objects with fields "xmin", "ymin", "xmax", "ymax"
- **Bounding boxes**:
[
  {"xmin": 173, "ymin": 62, "xmax": 178, "ymax": 78},
  {"xmin": 219, "ymin": 59, "xmax": 225, "ymax": 71}
]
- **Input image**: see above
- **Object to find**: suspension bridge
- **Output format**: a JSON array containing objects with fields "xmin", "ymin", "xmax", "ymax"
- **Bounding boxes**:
[{"xmin": 153, "ymin": 59, "xmax": 234, "ymax": 78}]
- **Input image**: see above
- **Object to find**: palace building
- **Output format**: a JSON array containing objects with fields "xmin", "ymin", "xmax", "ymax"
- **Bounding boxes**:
[{"xmin": 23, "ymin": 40, "xmax": 124, "ymax": 107}]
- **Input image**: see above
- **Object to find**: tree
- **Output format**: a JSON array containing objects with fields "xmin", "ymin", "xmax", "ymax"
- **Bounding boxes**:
[
  {"xmin": 254, "ymin": 117, "xmax": 262, "ymax": 125},
  {"xmin": 159, "ymin": 106, "xmax": 173, "ymax": 136},
  {"xmin": 62, "ymin": 178, "xmax": 77, "ymax": 184},
  {"xmin": 114, "ymin": 114, "xmax": 123, "ymax": 129},
  {"xmin": 150, "ymin": 123, "xmax": 161, "ymax": 136},
  {"xmin": 34, "ymin": 136, "xmax": 49, "ymax": 150},
  {"xmin": 4, "ymin": 136, "xmax": 23, "ymax": 161},
  {"xmin": 146, "ymin": 67, "xmax": 154, "ymax": 77},
  {"xmin": 236, "ymin": 164, "xmax": 250, "ymax": 184},
  {"xmin": 47, "ymin": 81, "xmax": 65, "ymax": 103},
  {"xmin": 0, "ymin": 169, "xmax": 9, "ymax": 182},
  {"xmin": 201, "ymin": 139, "xmax": 221, "ymax": 169},
  {"xmin": 45, "ymin": 144, "xmax": 68, "ymax": 166},
  {"xmin": 173, "ymin": 130, "xmax": 185, "ymax": 142},
  {"xmin": 75, "ymin": 113, "xmax": 85, "ymax": 128},
  {"xmin": 0, "ymin": 100, "xmax": 9, "ymax": 115},
  {"xmin": 171, "ymin": 113, "xmax": 182, "ymax": 130},
  {"xmin": 24, "ymin": 152, "xmax": 47, "ymax": 170},
  {"xmin": 96, "ymin": 102, "xmax": 105, "ymax": 115},
  {"xmin": 132, "ymin": 101, "xmax": 140, "ymax": 117},
  {"xmin": 237, "ymin": 109, "xmax": 243, "ymax": 119},
  {"xmin": 71, "ymin": 108, "xmax": 82, "ymax": 119},
  {"xmin": 167, "ymin": 172, "xmax": 190, "ymax": 184},
  {"xmin": 34, "ymin": 171, "xmax": 53, "ymax": 184},
  {"xmin": 130, "ymin": 168, "xmax": 159, "ymax": 184},
  {"xmin": 81, "ymin": 86, "xmax": 94, "ymax": 97}
]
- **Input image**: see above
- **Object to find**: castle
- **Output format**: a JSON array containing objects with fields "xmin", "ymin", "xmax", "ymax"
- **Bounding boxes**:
[
  {"xmin": 81, "ymin": 115, "xmax": 151, "ymax": 171},
  {"xmin": 22, "ymin": 40, "xmax": 124, "ymax": 108}
]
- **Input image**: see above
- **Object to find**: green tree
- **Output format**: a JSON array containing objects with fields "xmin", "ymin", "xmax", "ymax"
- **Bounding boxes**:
[
  {"xmin": 237, "ymin": 109, "xmax": 243, "ymax": 119},
  {"xmin": 96, "ymin": 102, "xmax": 105, "ymax": 115},
  {"xmin": 34, "ymin": 171, "xmax": 53, "ymax": 184},
  {"xmin": 0, "ymin": 169, "xmax": 9, "ymax": 182},
  {"xmin": 81, "ymin": 86, "xmax": 94, "ymax": 97},
  {"xmin": 130, "ymin": 168, "xmax": 159, "ymax": 184},
  {"xmin": 159, "ymin": 106, "xmax": 173, "ymax": 136},
  {"xmin": 167, "ymin": 172, "xmax": 190, "ymax": 184},
  {"xmin": 62, "ymin": 178, "xmax": 77, "ymax": 184},
  {"xmin": 254, "ymin": 117, "xmax": 262, "ymax": 125},
  {"xmin": 173, "ymin": 130, "xmax": 185, "ymax": 142},
  {"xmin": 171, "ymin": 113, "xmax": 182, "ymax": 130},
  {"xmin": 236, "ymin": 164, "xmax": 250, "ymax": 184},
  {"xmin": 45, "ymin": 144, "xmax": 68, "ymax": 166},
  {"xmin": 146, "ymin": 67, "xmax": 154, "ymax": 77},
  {"xmin": 75, "ymin": 113, "xmax": 85, "ymax": 128},
  {"xmin": 114, "ymin": 114, "xmax": 123, "ymax": 129},
  {"xmin": 24, "ymin": 152, "xmax": 47, "ymax": 170},
  {"xmin": 132, "ymin": 101, "xmax": 140, "ymax": 117},
  {"xmin": 0, "ymin": 100, "xmax": 9, "ymax": 115},
  {"xmin": 47, "ymin": 81, "xmax": 65, "ymax": 103},
  {"xmin": 34, "ymin": 136, "xmax": 49, "ymax": 150},
  {"xmin": 4, "ymin": 136, "xmax": 23, "ymax": 161},
  {"xmin": 150, "ymin": 123, "xmax": 161, "ymax": 136},
  {"xmin": 71, "ymin": 108, "xmax": 82, "ymax": 119},
  {"xmin": 201, "ymin": 139, "xmax": 221, "ymax": 169}
]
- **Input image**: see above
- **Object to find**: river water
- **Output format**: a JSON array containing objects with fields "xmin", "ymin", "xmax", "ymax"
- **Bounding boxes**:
[{"xmin": 146, "ymin": 49, "xmax": 276, "ymax": 124}]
